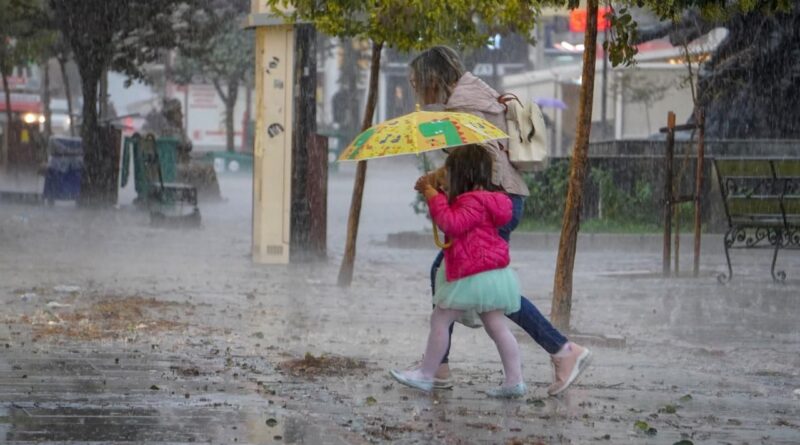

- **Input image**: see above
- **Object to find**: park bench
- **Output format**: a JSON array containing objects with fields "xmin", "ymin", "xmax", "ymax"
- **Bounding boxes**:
[{"xmin": 714, "ymin": 158, "xmax": 800, "ymax": 283}]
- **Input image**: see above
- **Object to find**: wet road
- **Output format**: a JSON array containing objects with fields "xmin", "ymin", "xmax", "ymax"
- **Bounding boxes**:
[{"xmin": 1, "ymin": 159, "xmax": 799, "ymax": 444}]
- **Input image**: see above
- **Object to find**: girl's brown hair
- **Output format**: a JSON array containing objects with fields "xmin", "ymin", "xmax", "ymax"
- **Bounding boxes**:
[
  {"xmin": 445, "ymin": 144, "xmax": 495, "ymax": 203},
  {"xmin": 408, "ymin": 46, "xmax": 466, "ymax": 105}
]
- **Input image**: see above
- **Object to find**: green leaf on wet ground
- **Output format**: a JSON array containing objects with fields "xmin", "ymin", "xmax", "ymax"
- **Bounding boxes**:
[
  {"xmin": 266, "ymin": 418, "xmax": 278, "ymax": 427},
  {"xmin": 659, "ymin": 404, "xmax": 677, "ymax": 414},
  {"xmin": 679, "ymin": 394, "xmax": 693, "ymax": 402},
  {"xmin": 526, "ymin": 398, "xmax": 546, "ymax": 407},
  {"xmin": 634, "ymin": 420, "xmax": 657, "ymax": 436},
  {"xmin": 365, "ymin": 396, "xmax": 377, "ymax": 406}
]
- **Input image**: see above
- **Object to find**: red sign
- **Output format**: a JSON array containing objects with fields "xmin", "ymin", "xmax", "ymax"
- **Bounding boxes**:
[
  {"xmin": 0, "ymin": 93, "xmax": 41, "ymax": 113},
  {"xmin": 569, "ymin": 7, "xmax": 611, "ymax": 32}
]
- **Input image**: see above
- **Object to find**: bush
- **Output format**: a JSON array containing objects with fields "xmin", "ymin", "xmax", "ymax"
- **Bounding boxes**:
[
  {"xmin": 590, "ymin": 167, "xmax": 658, "ymax": 225},
  {"xmin": 522, "ymin": 162, "xmax": 667, "ymax": 232},
  {"xmin": 523, "ymin": 160, "xmax": 570, "ymax": 226},
  {"xmin": 414, "ymin": 159, "xmax": 689, "ymax": 233}
]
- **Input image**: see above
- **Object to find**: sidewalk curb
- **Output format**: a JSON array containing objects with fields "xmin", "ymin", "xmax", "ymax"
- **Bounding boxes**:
[{"xmin": 568, "ymin": 333, "xmax": 627, "ymax": 349}]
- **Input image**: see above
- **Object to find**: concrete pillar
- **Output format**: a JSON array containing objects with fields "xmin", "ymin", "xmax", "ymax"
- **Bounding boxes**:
[
  {"xmin": 248, "ymin": 5, "xmax": 326, "ymax": 264},
  {"xmin": 251, "ymin": 22, "xmax": 294, "ymax": 264}
]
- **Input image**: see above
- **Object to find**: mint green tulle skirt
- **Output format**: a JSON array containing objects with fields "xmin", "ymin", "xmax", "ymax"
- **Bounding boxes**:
[{"xmin": 434, "ymin": 265, "xmax": 521, "ymax": 315}]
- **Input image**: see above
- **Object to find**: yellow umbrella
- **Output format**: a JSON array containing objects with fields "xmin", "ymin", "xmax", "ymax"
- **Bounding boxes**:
[
  {"xmin": 338, "ymin": 108, "xmax": 508, "ymax": 248},
  {"xmin": 338, "ymin": 109, "xmax": 508, "ymax": 161}
]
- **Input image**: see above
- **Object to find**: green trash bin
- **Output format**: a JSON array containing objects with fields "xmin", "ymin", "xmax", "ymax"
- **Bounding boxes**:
[
  {"xmin": 121, "ymin": 134, "xmax": 200, "ymax": 226},
  {"xmin": 122, "ymin": 134, "xmax": 179, "ymax": 203}
]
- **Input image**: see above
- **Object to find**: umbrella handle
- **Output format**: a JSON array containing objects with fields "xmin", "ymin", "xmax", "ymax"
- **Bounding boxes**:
[
  {"xmin": 432, "ymin": 222, "xmax": 452, "ymax": 249},
  {"xmin": 422, "ymin": 152, "xmax": 451, "ymax": 249}
]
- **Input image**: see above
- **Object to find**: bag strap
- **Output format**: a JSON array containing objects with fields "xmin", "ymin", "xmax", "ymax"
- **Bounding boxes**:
[
  {"xmin": 498, "ymin": 93, "xmax": 537, "ymax": 142},
  {"xmin": 497, "ymin": 93, "xmax": 521, "ymax": 112},
  {"xmin": 497, "ymin": 93, "xmax": 526, "ymax": 143}
]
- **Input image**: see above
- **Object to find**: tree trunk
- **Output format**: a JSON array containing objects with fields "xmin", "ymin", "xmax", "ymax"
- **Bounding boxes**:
[
  {"xmin": 337, "ymin": 39, "xmax": 383, "ymax": 287},
  {"xmin": 42, "ymin": 59, "xmax": 52, "ymax": 139},
  {"xmin": 2, "ymin": 69, "xmax": 12, "ymax": 169},
  {"xmin": 212, "ymin": 79, "xmax": 238, "ymax": 153},
  {"xmin": 99, "ymin": 70, "xmax": 108, "ymax": 121},
  {"xmin": 77, "ymin": 67, "xmax": 113, "ymax": 207},
  {"xmin": 225, "ymin": 100, "xmax": 235, "ymax": 152},
  {"xmin": 57, "ymin": 57, "xmax": 75, "ymax": 136},
  {"xmin": 244, "ymin": 80, "xmax": 252, "ymax": 152},
  {"xmin": 551, "ymin": 0, "xmax": 599, "ymax": 331},
  {"xmin": 225, "ymin": 81, "xmax": 238, "ymax": 152}
]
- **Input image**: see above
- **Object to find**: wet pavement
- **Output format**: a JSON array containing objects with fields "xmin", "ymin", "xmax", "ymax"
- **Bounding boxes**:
[{"xmin": 1, "ymin": 158, "xmax": 799, "ymax": 444}]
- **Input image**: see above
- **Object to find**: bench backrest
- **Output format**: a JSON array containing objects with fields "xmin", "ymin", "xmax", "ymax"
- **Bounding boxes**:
[{"xmin": 714, "ymin": 159, "xmax": 800, "ymax": 228}]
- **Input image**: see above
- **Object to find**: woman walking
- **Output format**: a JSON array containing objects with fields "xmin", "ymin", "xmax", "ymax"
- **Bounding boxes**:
[{"xmin": 408, "ymin": 46, "xmax": 591, "ymax": 396}]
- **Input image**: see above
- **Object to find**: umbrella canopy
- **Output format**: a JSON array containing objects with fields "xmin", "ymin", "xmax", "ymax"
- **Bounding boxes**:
[
  {"xmin": 338, "ymin": 109, "xmax": 508, "ymax": 162},
  {"xmin": 534, "ymin": 97, "xmax": 567, "ymax": 110}
]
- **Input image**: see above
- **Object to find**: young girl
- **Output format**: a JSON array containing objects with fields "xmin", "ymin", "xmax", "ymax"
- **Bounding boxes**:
[{"xmin": 390, "ymin": 145, "xmax": 526, "ymax": 398}]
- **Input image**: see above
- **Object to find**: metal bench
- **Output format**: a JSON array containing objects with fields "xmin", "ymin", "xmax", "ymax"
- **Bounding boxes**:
[{"xmin": 714, "ymin": 158, "xmax": 800, "ymax": 283}]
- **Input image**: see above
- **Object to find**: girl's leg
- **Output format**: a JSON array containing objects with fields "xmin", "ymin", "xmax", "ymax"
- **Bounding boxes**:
[
  {"xmin": 406, "ymin": 307, "xmax": 463, "ymax": 381},
  {"xmin": 479, "ymin": 310, "xmax": 523, "ymax": 386}
]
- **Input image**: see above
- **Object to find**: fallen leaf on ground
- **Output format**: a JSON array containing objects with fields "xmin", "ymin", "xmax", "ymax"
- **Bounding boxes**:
[
  {"xmin": 277, "ymin": 352, "xmax": 368, "ymax": 378},
  {"xmin": 466, "ymin": 422, "xmax": 501, "ymax": 432}
]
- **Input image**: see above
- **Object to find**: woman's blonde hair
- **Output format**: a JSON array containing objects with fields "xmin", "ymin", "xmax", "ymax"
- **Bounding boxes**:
[{"xmin": 408, "ymin": 46, "xmax": 465, "ymax": 105}]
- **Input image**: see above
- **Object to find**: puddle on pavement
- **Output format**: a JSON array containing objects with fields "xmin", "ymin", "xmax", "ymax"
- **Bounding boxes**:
[{"xmin": 0, "ymin": 404, "xmax": 341, "ymax": 444}]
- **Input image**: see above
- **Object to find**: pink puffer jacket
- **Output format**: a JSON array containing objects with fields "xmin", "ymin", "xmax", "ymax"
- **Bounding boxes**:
[{"xmin": 428, "ymin": 190, "xmax": 513, "ymax": 281}]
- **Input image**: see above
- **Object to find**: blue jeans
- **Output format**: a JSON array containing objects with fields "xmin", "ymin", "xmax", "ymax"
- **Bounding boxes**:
[{"xmin": 431, "ymin": 194, "xmax": 568, "ymax": 362}]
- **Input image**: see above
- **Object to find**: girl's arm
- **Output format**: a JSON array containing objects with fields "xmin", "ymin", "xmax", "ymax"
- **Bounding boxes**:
[{"xmin": 427, "ymin": 193, "xmax": 484, "ymax": 237}]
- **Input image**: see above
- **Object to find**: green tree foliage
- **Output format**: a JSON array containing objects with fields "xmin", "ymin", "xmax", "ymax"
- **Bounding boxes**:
[
  {"xmin": 0, "ymin": 0, "xmax": 53, "ymax": 166},
  {"xmin": 632, "ymin": 0, "xmax": 799, "ymax": 138},
  {"xmin": 266, "ymin": 0, "xmax": 567, "ymax": 285},
  {"xmin": 0, "ymin": 1, "xmax": 40, "ymax": 73},
  {"xmin": 0, "ymin": 1, "xmax": 51, "ymax": 121},
  {"xmin": 48, "ymin": 0, "xmax": 208, "ymax": 206},
  {"xmin": 172, "ymin": 0, "xmax": 253, "ymax": 152},
  {"xmin": 268, "ymin": 0, "xmax": 562, "ymax": 50},
  {"xmin": 605, "ymin": 0, "xmax": 795, "ymax": 67},
  {"xmin": 553, "ymin": 0, "xmax": 797, "ymax": 328}
]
